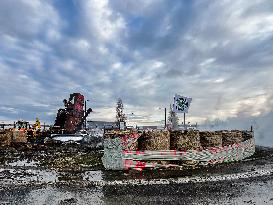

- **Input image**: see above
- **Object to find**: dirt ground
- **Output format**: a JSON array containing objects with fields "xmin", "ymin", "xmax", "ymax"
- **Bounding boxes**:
[{"xmin": 0, "ymin": 144, "xmax": 273, "ymax": 204}]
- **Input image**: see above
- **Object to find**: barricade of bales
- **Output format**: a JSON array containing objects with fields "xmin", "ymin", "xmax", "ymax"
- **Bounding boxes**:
[
  {"xmin": 104, "ymin": 129, "xmax": 252, "ymax": 151},
  {"xmin": 0, "ymin": 129, "xmax": 28, "ymax": 147},
  {"xmin": 103, "ymin": 129, "xmax": 254, "ymax": 170}
]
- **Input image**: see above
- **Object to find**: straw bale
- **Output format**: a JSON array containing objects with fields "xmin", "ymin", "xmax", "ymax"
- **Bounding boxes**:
[
  {"xmin": 12, "ymin": 131, "xmax": 27, "ymax": 143},
  {"xmin": 138, "ymin": 130, "xmax": 170, "ymax": 150},
  {"xmin": 170, "ymin": 130, "xmax": 201, "ymax": 150},
  {"xmin": 222, "ymin": 130, "xmax": 243, "ymax": 146},
  {"xmin": 0, "ymin": 130, "xmax": 12, "ymax": 146},
  {"xmin": 200, "ymin": 131, "xmax": 222, "ymax": 148}
]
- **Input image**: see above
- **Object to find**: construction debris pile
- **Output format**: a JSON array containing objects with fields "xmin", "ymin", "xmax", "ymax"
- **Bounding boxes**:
[
  {"xmin": 53, "ymin": 93, "xmax": 92, "ymax": 134},
  {"xmin": 0, "ymin": 93, "xmax": 95, "ymax": 148}
]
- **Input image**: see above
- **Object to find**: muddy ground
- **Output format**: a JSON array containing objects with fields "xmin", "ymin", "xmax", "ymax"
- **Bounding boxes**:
[{"xmin": 0, "ymin": 144, "xmax": 273, "ymax": 204}]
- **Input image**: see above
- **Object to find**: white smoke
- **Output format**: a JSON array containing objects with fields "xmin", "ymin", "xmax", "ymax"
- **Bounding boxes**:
[{"xmin": 200, "ymin": 111, "xmax": 273, "ymax": 147}]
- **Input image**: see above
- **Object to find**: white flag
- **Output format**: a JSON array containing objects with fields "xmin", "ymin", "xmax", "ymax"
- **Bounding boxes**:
[{"xmin": 172, "ymin": 94, "xmax": 192, "ymax": 113}]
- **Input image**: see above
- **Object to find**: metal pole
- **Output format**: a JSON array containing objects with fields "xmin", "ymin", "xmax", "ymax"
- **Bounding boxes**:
[
  {"xmin": 84, "ymin": 100, "xmax": 87, "ymax": 130},
  {"xmin": 184, "ymin": 113, "xmax": 186, "ymax": 130},
  {"xmin": 164, "ymin": 107, "xmax": 167, "ymax": 128}
]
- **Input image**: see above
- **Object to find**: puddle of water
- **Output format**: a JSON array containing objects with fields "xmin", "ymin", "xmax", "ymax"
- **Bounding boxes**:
[{"xmin": 0, "ymin": 168, "xmax": 58, "ymax": 184}]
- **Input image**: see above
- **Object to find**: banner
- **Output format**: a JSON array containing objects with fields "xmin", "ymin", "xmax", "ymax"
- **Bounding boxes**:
[{"xmin": 172, "ymin": 94, "xmax": 192, "ymax": 113}]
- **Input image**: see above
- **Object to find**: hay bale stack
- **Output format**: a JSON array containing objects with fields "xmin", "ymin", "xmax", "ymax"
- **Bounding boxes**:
[
  {"xmin": 12, "ymin": 131, "xmax": 28, "ymax": 143},
  {"xmin": 170, "ymin": 130, "xmax": 201, "ymax": 151},
  {"xmin": 138, "ymin": 130, "xmax": 170, "ymax": 150},
  {"xmin": 200, "ymin": 131, "xmax": 222, "ymax": 148},
  {"xmin": 0, "ymin": 130, "xmax": 12, "ymax": 146},
  {"xmin": 222, "ymin": 130, "xmax": 243, "ymax": 146}
]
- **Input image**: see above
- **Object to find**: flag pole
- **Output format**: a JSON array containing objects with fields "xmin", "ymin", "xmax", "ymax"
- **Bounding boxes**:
[
  {"xmin": 164, "ymin": 107, "xmax": 167, "ymax": 128},
  {"xmin": 184, "ymin": 113, "xmax": 186, "ymax": 130}
]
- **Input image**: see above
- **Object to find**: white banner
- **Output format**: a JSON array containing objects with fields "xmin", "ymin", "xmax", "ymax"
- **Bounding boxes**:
[{"xmin": 172, "ymin": 94, "xmax": 192, "ymax": 113}]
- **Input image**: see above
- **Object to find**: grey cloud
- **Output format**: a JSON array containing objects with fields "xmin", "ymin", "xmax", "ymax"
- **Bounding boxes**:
[
  {"xmin": 122, "ymin": 1, "xmax": 195, "ymax": 57},
  {"xmin": 0, "ymin": 0, "xmax": 60, "ymax": 39},
  {"xmin": 0, "ymin": 0, "xmax": 273, "ymax": 148}
]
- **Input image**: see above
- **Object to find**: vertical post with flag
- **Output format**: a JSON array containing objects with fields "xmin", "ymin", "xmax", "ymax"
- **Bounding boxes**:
[{"xmin": 172, "ymin": 94, "xmax": 192, "ymax": 130}]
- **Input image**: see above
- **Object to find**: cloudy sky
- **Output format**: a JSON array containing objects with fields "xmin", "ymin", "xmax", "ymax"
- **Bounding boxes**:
[{"xmin": 0, "ymin": 0, "xmax": 273, "ymax": 144}]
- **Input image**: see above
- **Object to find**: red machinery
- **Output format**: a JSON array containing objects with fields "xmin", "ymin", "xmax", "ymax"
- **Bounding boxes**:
[{"xmin": 53, "ymin": 93, "xmax": 92, "ymax": 133}]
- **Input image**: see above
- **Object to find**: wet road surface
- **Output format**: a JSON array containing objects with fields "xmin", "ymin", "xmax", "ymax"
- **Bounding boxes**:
[{"xmin": 0, "ymin": 146, "xmax": 273, "ymax": 204}]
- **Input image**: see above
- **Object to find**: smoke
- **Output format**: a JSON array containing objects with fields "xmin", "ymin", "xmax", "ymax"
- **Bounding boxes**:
[{"xmin": 200, "ymin": 111, "xmax": 273, "ymax": 147}]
